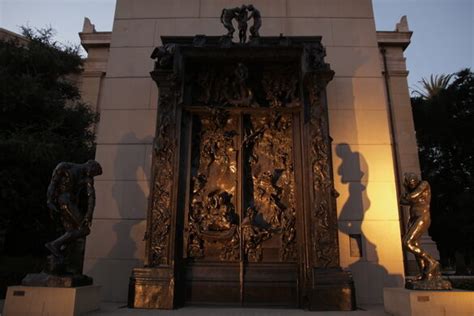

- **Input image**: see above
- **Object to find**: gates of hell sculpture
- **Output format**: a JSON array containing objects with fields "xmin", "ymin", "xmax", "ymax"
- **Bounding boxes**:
[{"xmin": 128, "ymin": 34, "xmax": 356, "ymax": 311}]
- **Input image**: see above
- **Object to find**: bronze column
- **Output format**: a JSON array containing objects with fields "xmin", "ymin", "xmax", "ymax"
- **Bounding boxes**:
[{"xmin": 128, "ymin": 48, "xmax": 181, "ymax": 309}]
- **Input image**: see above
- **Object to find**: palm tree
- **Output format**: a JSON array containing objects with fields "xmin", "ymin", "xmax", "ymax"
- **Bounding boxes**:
[{"xmin": 412, "ymin": 74, "xmax": 453, "ymax": 99}]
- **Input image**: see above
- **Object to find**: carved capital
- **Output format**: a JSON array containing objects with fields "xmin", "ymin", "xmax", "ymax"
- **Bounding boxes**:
[
  {"xmin": 303, "ymin": 42, "xmax": 331, "ymax": 72},
  {"xmin": 151, "ymin": 44, "xmax": 176, "ymax": 71}
]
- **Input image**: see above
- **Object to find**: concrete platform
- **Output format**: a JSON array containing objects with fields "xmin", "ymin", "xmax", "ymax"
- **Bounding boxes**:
[
  {"xmin": 3, "ymin": 285, "xmax": 100, "ymax": 316},
  {"xmin": 85, "ymin": 303, "xmax": 388, "ymax": 315},
  {"xmin": 384, "ymin": 287, "xmax": 474, "ymax": 316}
]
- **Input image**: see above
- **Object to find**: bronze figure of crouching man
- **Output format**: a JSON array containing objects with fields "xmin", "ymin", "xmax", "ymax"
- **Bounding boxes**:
[
  {"xmin": 45, "ymin": 160, "xmax": 102, "ymax": 264},
  {"xmin": 400, "ymin": 173, "xmax": 451, "ymax": 290},
  {"xmin": 22, "ymin": 160, "xmax": 102, "ymax": 287}
]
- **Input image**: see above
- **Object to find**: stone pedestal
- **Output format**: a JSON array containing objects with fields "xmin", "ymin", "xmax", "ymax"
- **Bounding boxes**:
[
  {"xmin": 309, "ymin": 268, "xmax": 356, "ymax": 311},
  {"xmin": 128, "ymin": 267, "xmax": 175, "ymax": 309},
  {"xmin": 384, "ymin": 287, "xmax": 474, "ymax": 316},
  {"xmin": 22, "ymin": 272, "xmax": 93, "ymax": 288},
  {"xmin": 405, "ymin": 276, "xmax": 452, "ymax": 291},
  {"xmin": 3, "ymin": 285, "xmax": 100, "ymax": 316}
]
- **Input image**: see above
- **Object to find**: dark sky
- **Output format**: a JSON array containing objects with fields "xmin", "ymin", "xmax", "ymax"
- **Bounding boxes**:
[{"xmin": 1, "ymin": 0, "xmax": 472, "ymax": 89}]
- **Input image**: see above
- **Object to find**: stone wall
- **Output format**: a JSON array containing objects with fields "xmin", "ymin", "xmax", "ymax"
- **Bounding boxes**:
[
  {"xmin": 377, "ymin": 21, "xmax": 440, "ymax": 276},
  {"xmin": 84, "ymin": 0, "xmax": 405, "ymax": 304}
]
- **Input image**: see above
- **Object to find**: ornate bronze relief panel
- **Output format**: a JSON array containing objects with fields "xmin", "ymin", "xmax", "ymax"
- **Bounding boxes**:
[
  {"xmin": 129, "ymin": 36, "xmax": 355, "ymax": 311},
  {"xmin": 182, "ymin": 61, "xmax": 301, "ymax": 266},
  {"xmin": 185, "ymin": 109, "xmax": 240, "ymax": 261},
  {"xmin": 148, "ymin": 79, "xmax": 177, "ymax": 266},
  {"xmin": 242, "ymin": 112, "xmax": 297, "ymax": 262},
  {"xmin": 192, "ymin": 63, "xmax": 301, "ymax": 109},
  {"xmin": 307, "ymin": 74, "xmax": 339, "ymax": 268}
]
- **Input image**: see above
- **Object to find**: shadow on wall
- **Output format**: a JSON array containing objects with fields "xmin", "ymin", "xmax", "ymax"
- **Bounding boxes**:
[
  {"xmin": 336, "ymin": 143, "xmax": 403, "ymax": 304},
  {"xmin": 111, "ymin": 133, "xmax": 143, "ymax": 259},
  {"xmin": 86, "ymin": 132, "xmax": 149, "ymax": 301}
]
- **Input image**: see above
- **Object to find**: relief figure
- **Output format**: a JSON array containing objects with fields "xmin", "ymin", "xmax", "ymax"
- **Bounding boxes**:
[{"xmin": 220, "ymin": 7, "xmax": 240, "ymax": 38}]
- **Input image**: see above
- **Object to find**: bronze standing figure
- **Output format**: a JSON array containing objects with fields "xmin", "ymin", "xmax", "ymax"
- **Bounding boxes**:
[
  {"xmin": 247, "ymin": 5, "xmax": 261, "ymax": 38},
  {"xmin": 220, "ymin": 7, "xmax": 240, "ymax": 38},
  {"xmin": 236, "ymin": 5, "xmax": 249, "ymax": 44},
  {"xmin": 400, "ymin": 173, "xmax": 451, "ymax": 290}
]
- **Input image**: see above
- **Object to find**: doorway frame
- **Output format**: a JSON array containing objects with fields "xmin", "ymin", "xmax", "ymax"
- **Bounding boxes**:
[{"xmin": 128, "ymin": 35, "xmax": 356, "ymax": 311}]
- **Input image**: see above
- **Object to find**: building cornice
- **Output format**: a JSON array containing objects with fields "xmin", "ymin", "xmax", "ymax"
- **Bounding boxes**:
[
  {"xmin": 377, "ymin": 31, "xmax": 412, "ymax": 51},
  {"xmin": 79, "ymin": 31, "xmax": 111, "ymax": 52}
]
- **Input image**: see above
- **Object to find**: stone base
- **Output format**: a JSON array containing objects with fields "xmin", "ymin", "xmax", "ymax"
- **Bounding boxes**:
[
  {"xmin": 384, "ymin": 287, "xmax": 474, "ymax": 316},
  {"xmin": 22, "ymin": 272, "xmax": 93, "ymax": 287},
  {"xmin": 3, "ymin": 285, "xmax": 100, "ymax": 316},
  {"xmin": 405, "ymin": 277, "xmax": 452, "ymax": 290},
  {"xmin": 308, "ymin": 268, "xmax": 356, "ymax": 311},
  {"xmin": 128, "ymin": 267, "xmax": 175, "ymax": 309}
]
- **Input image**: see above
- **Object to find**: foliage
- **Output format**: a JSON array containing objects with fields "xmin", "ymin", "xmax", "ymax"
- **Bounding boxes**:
[
  {"xmin": 0, "ymin": 27, "xmax": 97, "ymax": 256},
  {"xmin": 411, "ymin": 69, "xmax": 474, "ymax": 271},
  {"xmin": 412, "ymin": 73, "xmax": 453, "ymax": 100}
]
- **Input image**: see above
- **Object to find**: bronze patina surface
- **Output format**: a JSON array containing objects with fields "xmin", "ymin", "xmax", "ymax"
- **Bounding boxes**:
[
  {"xmin": 22, "ymin": 160, "xmax": 102, "ymax": 287},
  {"xmin": 220, "ymin": 5, "xmax": 261, "ymax": 43},
  {"xmin": 129, "ymin": 11, "xmax": 355, "ymax": 309},
  {"xmin": 247, "ymin": 5, "xmax": 261, "ymax": 39},
  {"xmin": 400, "ymin": 173, "xmax": 452, "ymax": 290}
]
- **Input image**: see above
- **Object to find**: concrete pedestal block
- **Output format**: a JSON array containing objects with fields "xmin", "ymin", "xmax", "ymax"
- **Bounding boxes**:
[
  {"xmin": 3, "ymin": 285, "xmax": 100, "ymax": 316},
  {"xmin": 384, "ymin": 287, "xmax": 474, "ymax": 316}
]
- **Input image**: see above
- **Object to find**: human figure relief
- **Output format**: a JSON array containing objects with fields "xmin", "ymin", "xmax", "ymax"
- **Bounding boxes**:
[
  {"xmin": 236, "ymin": 5, "xmax": 249, "ymax": 44},
  {"xmin": 220, "ymin": 7, "xmax": 240, "ymax": 38},
  {"xmin": 247, "ymin": 5, "xmax": 262, "ymax": 38},
  {"xmin": 220, "ymin": 5, "xmax": 261, "ymax": 43}
]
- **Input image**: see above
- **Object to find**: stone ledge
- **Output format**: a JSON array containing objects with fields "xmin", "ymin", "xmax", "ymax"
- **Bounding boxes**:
[
  {"xmin": 383, "ymin": 287, "xmax": 474, "ymax": 316},
  {"xmin": 3, "ymin": 285, "xmax": 100, "ymax": 316}
]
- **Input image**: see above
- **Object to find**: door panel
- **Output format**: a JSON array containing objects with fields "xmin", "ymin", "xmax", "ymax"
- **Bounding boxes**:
[
  {"xmin": 185, "ymin": 111, "xmax": 240, "ymax": 262},
  {"xmin": 242, "ymin": 112, "xmax": 297, "ymax": 263},
  {"xmin": 182, "ymin": 109, "xmax": 300, "ymax": 307}
]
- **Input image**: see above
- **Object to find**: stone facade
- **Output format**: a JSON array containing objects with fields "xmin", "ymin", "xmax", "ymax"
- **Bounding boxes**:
[
  {"xmin": 0, "ymin": 27, "xmax": 29, "ymax": 45},
  {"xmin": 377, "ymin": 17, "xmax": 440, "ymax": 275},
  {"xmin": 80, "ymin": 0, "xmax": 421, "ymax": 305},
  {"xmin": 78, "ymin": 18, "xmax": 111, "ymax": 115}
]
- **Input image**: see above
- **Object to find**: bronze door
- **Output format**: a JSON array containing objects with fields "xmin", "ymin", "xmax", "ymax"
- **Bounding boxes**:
[
  {"xmin": 180, "ymin": 108, "xmax": 301, "ymax": 307},
  {"xmin": 130, "ymin": 37, "xmax": 355, "ymax": 311}
]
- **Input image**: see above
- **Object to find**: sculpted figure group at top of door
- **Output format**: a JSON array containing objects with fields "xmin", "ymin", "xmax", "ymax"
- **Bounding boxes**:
[{"xmin": 195, "ymin": 63, "xmax": 301, "ymax": 109}]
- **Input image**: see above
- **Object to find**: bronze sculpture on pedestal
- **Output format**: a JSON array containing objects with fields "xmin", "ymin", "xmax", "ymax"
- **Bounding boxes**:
[
  {"xmin": 400, "ymin": 173, "xmax": 452, "ymax": 290},
  {"xmin": 22, "ymin": 160, "xmax": 102, "ymax": 287},
  {"xmin": 220, "ymin": 5, "xmax": 261, "ymax": 43}
]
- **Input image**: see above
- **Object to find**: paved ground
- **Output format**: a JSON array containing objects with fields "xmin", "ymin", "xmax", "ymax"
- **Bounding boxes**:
[
  {"xmin": 1, "ymin": 299, "xmax": 388, "ymax": 315},
  {"xmin": 86, "ymin": 303, "xmax": 389, "ymax": 316}
]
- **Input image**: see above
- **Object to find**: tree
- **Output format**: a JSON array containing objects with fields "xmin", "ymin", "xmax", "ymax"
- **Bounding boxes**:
[
  {"xmin": 412, "ymin": 73, "xmax": 453, "ymax": 100},
  {"xmin": 411, "ymin": 69, "xmax": 474, "ymax": 273},
  {"xmin": 0, "ymin": 27, "xmax": 97, "ymax": 258}
]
